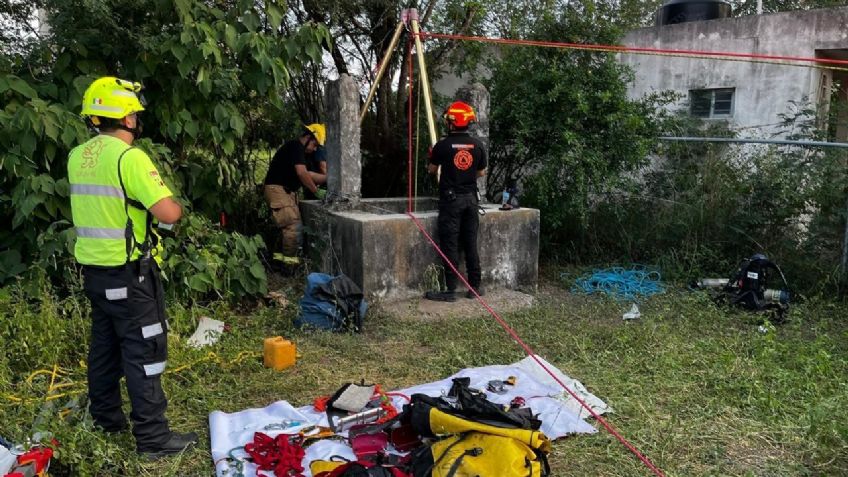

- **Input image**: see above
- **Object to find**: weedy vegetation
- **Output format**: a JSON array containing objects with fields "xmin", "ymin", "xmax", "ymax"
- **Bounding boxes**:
[{"xmin": 1, "ymin": 271, "xmax": 846, "ymax": 476}]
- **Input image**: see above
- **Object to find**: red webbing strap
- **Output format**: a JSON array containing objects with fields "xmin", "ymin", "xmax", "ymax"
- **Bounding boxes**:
[{"xmin": 244, "ymin": 432, "xmax": 306, "ymax": 477}]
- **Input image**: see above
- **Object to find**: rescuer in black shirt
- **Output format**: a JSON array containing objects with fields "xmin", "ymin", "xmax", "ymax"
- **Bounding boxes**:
[
  {"xmin": 424, "ymin": 101, "xmax": 488, "ymax": 302},
  {"xmin": 263, "ymin": 124, "xmax": 326, "ymax": 269}
]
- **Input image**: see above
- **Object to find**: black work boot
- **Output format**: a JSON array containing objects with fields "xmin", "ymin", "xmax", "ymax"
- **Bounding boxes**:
[
  {"xmin": 138, "ymin": 431, "xmax": 199, "ymax": 460},
  {"xmin": 424, "ymin": 290, "xmax": 457, "ymax": 302},
  {"xmin": 465, "ymin": 287, "xmax": 485, "ymax": 299}
]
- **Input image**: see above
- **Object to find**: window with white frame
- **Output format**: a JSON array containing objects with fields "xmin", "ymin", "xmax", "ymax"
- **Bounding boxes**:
[{"xmin": 689, "ymin": 88, "xmax": 735, "ymax": 118}]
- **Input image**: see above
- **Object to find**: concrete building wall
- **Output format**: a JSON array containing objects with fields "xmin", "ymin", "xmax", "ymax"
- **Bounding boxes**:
[{"xmin": 621, "ymin": 7, "xmax": 848, "ymax": 138}]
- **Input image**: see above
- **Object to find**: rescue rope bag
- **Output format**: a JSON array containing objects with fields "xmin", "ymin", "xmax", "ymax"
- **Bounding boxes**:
[{"xmin": 406, "ymin": 379, "xmax": 551, "ymax": 477}]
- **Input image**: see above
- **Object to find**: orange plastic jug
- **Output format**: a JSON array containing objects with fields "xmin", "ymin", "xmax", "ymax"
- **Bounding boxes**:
[{"xmin": 263, "ymin": 336, "xmax": 296, "ymax": 371}]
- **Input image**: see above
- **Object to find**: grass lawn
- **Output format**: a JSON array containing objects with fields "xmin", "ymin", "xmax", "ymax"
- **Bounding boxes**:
[{"xmin": 1, "ymin": 271, "xmax": 846, "ymax": 476}]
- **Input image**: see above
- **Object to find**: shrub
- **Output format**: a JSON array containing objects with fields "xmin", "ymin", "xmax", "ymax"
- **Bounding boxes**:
[
  {"xmin": 158, "ymin": 214, "xmax": 268, "ymax": 302},
  {"xmin": 0, "ymin": 0, "xmax": 330, "ymax": 296},
  {"xmin": 579, "ymin": 107, "xmax": 848, "ymax": 294}
]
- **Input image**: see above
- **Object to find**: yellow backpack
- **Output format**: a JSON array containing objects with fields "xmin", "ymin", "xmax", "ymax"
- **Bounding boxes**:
[
  {"xmin": 420, "ymin": 430, "xmax": 549, "ymax": 477},
  {"xmin": 408, "ymin": 385, "xmax": 551, "ymax": 477}
]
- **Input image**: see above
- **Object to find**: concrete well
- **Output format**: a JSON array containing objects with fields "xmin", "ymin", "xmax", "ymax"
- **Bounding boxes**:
[
  {"xmin": 301, "ymin": 75, "xmax": 540, "ymax": 301},
  {"xmin": 301, "ymin": 198, "xmax": 540, "ymax": 301}
]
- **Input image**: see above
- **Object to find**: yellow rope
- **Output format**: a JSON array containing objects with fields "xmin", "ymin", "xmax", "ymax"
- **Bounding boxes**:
[
  {"xmin": 25, "ymin": 367, "xmax": 70, "ymax": 385},
  {"xmin": 47, "ymin": 363, "xmax": 58, "ymax": 395},
  {"xmin": 2, "ymin": 351, "xmax": 263, "ymax": 407}
]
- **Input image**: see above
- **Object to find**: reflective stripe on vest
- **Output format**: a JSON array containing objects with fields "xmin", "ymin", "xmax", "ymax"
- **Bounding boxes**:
[
  {"xmin": 70, "ymin": 183, "xmax": 131, "ymax": 246},
  {"xmin": 70, "ymin": 183, "xmax": 125, "ymax": 199},
  {"xmin": 75, "ymin": 227, "xmax": 125, "ymax": 239}
]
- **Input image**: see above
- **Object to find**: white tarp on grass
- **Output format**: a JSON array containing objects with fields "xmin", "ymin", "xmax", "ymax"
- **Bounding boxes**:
[{"xmin": 209, "ymin": 357, "xmax": 608, "ymax": 477}]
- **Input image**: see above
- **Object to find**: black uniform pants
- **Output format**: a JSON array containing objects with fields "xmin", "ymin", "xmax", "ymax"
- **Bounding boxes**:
[
  {"xmin": 82, "ymin": 260, "xmax": 171, "ymax": 450},
  {"xmin": 438, "ymin": 192, "xmax": 481, "ymax": 291}
]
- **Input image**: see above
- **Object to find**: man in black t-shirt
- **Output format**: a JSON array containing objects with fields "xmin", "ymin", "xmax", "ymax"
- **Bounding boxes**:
[
  {"xmin": 264, "ymin": 124, "xmax": 326, "ymax": 267},
  {"xmin": 424, "ymin": 101, "xmax": 488, "ymax": 302}
]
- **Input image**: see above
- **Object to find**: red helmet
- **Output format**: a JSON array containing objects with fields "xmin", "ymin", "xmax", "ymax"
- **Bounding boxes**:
[{"xmin": 443, "ymin": 101, "xmax": 476, "ymax": 128}]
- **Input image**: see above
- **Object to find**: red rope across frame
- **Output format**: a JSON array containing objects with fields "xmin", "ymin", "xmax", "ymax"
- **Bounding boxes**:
[
  {"xmin": 405, "ymin": 212, "xmax": 667, "ymax": 477},
  {"xmin": 420, "ymin": 31, "xmax": 848, "ymax": 70},
  {"xmin": 404, "ymin": 29, "xmax": 667, "ymax": 477}
]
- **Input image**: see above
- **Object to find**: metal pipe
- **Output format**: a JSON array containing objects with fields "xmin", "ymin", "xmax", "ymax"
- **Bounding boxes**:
[
  {"xmin": 658, "ymin": 136, "xmax": 848, "ymax": 148},
  {"xmin": 359, "ymin": 20, "xmax": 406, "ymax": 124},
  {"xmin": 410, "ymin": 12, "xmax": 438, "ymax": 147}
]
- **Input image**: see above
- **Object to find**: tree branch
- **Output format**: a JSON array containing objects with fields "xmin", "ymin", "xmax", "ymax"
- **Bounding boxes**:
[
  {"xmin": 431, "ymin": 7, "xmax": 478, "ymax": 68},
  {"xmin": 420, "ymin": 0, "xmax": 438, "ymax": 25},
  {"xmin": 302, "ymin": 0, "xmax": 350, "ymax": 75}
]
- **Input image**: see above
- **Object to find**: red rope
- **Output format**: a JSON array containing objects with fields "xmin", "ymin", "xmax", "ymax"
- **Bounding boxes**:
[
  {"xmin": 373, "ymin": 384, "xmax": 400, "ymax": 423},
  {"xmin": 404, "ymin": 32, "xmax": 664, "ymax": 474},
  {"xmin": 420, "ymin": 31, "xmax": 848, "ymax": 69},
  {"xmin": 244, "ymin": 432, "xmax": 305, "ymax": 476},
  {"xmin": 407, "ymin": 38, "xmax": 414, "ymax": 214},
  {"xmin": 386, "ymin": 391, "xmax": 412, "ymax": 402},
  {"xmin": 313, "ymin": 395, "xmax": 331, "ymax": 412},
  {"xmin": 405, "ymin": 213, "xmax": 666, "ymax": 476}
]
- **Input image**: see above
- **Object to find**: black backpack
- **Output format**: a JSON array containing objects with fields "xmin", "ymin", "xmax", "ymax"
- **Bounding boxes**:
[
  {"xmin": 725, "ymin": 254, "xmax": 790, "ymax": 315},
  {"xmin": 296, "ymin": 273, "xmax": 368, "ymax": 331}
]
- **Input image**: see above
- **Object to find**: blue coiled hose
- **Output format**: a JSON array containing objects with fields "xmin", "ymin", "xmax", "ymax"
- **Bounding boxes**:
[{"xmin": 566, "ymin": 266, "xmax": 665, "ymax": 300}]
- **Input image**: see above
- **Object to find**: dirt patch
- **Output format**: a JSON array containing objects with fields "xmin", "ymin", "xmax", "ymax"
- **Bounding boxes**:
[{"xmin": 380, "ymin": 288, "xmax": 536, "ymax": 321}]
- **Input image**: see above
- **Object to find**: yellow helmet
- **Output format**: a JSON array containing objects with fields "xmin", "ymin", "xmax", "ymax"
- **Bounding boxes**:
[
  {"xmin": 80, "ymin": 77, "xmax": 145, "ymax": 120},
  {"xmin": 305, "ymin": 123, "xmax": 326, "ymax": 146}
]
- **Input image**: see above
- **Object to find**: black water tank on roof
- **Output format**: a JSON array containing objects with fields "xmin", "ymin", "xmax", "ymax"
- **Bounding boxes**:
[{"xmin": 656, "ymin": 0, "xmax": 732, "ymax": 26}]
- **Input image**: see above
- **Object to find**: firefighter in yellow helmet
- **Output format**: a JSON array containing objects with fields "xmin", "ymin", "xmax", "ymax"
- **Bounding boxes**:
[
  {"xmin": 68, "ymin": 77, "xmax": 197, "ymax": 458},
  {"xmin": 263, "ymin": 122, "xmax": 327, "ymax": 272}
]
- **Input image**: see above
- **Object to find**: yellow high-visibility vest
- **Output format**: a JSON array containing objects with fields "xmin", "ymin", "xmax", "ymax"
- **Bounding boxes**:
[{"xmin": 67, "ymin": 135, "xmax": 172, "ymax": 266}]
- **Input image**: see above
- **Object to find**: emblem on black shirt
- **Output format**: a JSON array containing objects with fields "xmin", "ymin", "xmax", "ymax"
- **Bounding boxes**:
[{"xmin": 453, "ymin": 150, "xmax": 474, "ymax": 171}]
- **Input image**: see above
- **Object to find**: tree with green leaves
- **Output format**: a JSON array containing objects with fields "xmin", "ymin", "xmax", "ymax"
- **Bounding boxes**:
[
  {"xmin": 0, "ymin": 0, "xmax": 329, "ymax": 297},
  {"xmin": 485, "ymin": 2, "xmax": 668, "ymax": 244}
]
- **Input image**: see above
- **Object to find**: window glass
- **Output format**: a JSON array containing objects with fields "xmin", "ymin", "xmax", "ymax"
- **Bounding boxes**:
[
  {"xmin": 690, "ymin": 91, "xmax": 712, "ymax": 118},
  {"xmin": 689, "ymin": 88, "xmax": 735, "ymax": 118},
  {"xmin": 713, "ymin": 90, "xmax": 734, "ymax": 116}
]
